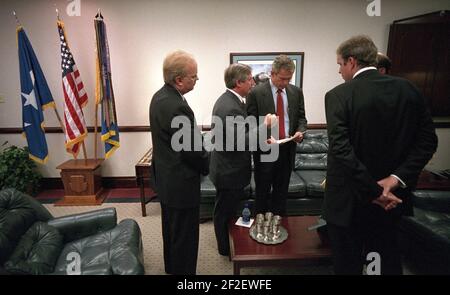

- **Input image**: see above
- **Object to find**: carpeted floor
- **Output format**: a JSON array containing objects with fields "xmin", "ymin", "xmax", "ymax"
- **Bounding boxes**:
[
  {"xmin": 41, "ymin": 189, "xmax": 418, "ymax": 275},
  {"xmin": 44, "ymin": 202, "xmax": 336, "ymax": 275}
]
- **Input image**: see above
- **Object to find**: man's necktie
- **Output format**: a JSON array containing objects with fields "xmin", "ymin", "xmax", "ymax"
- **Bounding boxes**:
[{"xmin": 276, "ymin": 89, "xmax": 286, "ymax": 139}]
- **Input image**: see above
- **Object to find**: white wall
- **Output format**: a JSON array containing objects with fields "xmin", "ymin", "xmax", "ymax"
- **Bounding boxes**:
[{"xmin": 1, "ymin": 0, "xmax": 449, "ymax": 177}]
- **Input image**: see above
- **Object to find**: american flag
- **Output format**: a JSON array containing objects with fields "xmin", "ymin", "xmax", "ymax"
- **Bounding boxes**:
[{"xmin": 58, "ymin": 21, "xmax": 88, "ymax": 156}]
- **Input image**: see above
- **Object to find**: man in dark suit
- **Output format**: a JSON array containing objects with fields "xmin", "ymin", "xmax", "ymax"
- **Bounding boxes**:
[
  {"xmin": 209, "ymin": 63, "xmax": 276, "ymax": 256},
  {"xmin": 376, "ymin": 52, "xmax": 392, "ymax": 75},
  {"xmin": 324, "ymin": 35, "xmax": 438, "ymax": 275},
  {"xmin": 247, "ymin": 55, "xmax": 308, "ymax": 216},
  {"xmin": 149, "ymin": 50, "xmax": 208, "ymax": 275}
]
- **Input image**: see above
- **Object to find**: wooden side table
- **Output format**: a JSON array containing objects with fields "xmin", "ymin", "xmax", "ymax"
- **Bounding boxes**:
[
  {"xmin": 55, "ymin": 159, "xmax": 105, "ymax": 206},
  {"xmin": 135, "ymin": 148, "xmax": 157, "ymax": 216}
]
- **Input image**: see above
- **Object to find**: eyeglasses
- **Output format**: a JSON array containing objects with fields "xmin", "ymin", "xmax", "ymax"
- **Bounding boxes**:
[{"xmin": 185, "ymin": 74, "xmax": 198, "ymax": 81}]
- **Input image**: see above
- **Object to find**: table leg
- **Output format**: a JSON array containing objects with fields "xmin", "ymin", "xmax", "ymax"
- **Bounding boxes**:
[
  {"xmin": 139, "ymin": 181, "xmax": 147, "ymax": 217},
  {"xmin": 233, "ymin": 263, "xmax": 240, "ymax": 275}
]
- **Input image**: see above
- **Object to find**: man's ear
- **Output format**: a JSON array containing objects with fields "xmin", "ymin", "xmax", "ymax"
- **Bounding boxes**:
[
  {"xmin": 175, "ymin": 76, "xmax": 183, "ymax": 86},
  {"xmin": 347, "ymin": 56, "xmax": 357, "ymax": 68}
]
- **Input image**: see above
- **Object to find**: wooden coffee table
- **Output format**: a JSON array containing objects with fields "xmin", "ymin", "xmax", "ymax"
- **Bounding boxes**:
[{"xmin": 229, "ymin": 216, "xmax": 332, "ymax": 275}]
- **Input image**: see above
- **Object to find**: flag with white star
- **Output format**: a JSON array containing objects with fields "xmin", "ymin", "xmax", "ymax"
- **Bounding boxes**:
[
  {"xmin": 58, "ymin": 21, "xmax": 88, "ymax": 157},
  {"xmin": 17, "ymin": 26, "xmax": 55, "ymax": 164}
]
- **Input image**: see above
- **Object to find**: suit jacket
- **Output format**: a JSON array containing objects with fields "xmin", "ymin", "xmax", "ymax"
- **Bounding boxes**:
[
  {"xmin": 246, "ymin": 81, "xmax": 307, "ymax": 168},
  {"xmin": 149, "ymin": 83, "xmax": 208, "ymax": 209},
  {"xmin": 209, "ymin": 90, "xmax": 252, "ymax": 190},
  {"xmin": 323, "ymin": 70, "xmax": 438, "ymax": 227}
]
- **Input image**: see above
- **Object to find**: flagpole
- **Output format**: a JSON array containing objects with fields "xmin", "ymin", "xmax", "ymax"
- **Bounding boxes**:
[
  {"xmin": 12, "ymin": 11, "xmax": 22, "ymax": 26},
  {"xmin": 94, "ymin": 11, "xmax": 101, "ymax": 161},
  {"xmin": 94, "ymin": 103, "xmax": 99, "ymax": 161}
]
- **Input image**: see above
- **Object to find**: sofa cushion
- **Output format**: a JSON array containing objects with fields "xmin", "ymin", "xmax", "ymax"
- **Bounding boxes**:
[
  {"xmin": 401, "ymin": 207, "xmax": 450, "ymax": 251},
  {"xmin": 399, "ymin": 206, "xmax": 450, "ymax": 274},
  {"xmin": 295, "ymin": 170, "xmax": 326, "ymax": 198},
  {"xmin": 0, "ymin": 189, "xmax": 53, "ymax": 264},
  {"xmin": 201, "ymin": 175, "xmax": 216, "ymax": 198},
  {"xmin": 201, "ymin": 175, "xmax": 251, "ymax": 200},
  {"xmin": 294, "ymin": 153, "xmax": 327, "ymax": 170},
  {"xmin": 413, "ymin": 190, "xmax": 450, "ymax": 214},
  {"xmin": 52, "ymin": 219, "xmax": 145, "ymax": 275},
  {"xmin": 296, "ymin": 131, "xmax": 328, "ymax": 154},
  {"xmin": 288, "ymin": 172, "xmax": 307, "ymax": 198},
  {"xmin": 4, "ymin": 221, "xmax": 63, "ymax": 275}
]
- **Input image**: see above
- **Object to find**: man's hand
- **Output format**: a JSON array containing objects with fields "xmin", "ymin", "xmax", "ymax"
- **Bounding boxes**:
[
  {"xmin": 263, "ymin": 114, "xmax": 278, "ymax": 128},
  {"xmin": 266, "ymin": 136, "xmax": 276, "ymax": 145},
  {"xmin": 373, "ymin": 175, "xmax": 402, "ymax": 210},
  {"xmin": 372, "ymin": 192, "xmax": 403, "ymax": 211},
  {"xmin": 377, "ymin": 175, "xmax": 400, "ymax": 198},
  {"xmin": 292, "ymin": 131, "xmax": 305, "ymax": 143}
]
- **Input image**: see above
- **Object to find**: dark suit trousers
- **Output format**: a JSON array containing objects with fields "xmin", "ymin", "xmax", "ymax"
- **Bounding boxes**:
[
  {"xmin": 213, "ymin": 188, "xmax": 243, "ymax": 256},
  {"xmin": 254, "ymin": 144, "xmax": 292, "ymax": 216},
  {"xmin": 160, "ymin": 203, "xmax": 199, "ymax": 275},
  {"xmin": 327, "ymin": 204, "xmax": 403, "ymax": 275}
]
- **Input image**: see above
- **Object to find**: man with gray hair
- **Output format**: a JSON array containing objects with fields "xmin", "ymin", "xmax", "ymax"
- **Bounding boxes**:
[
  {"xmin": 247, "ymin": 55, "xmax": 308, "ymax": 216},
  {"xmin": 209, "ymin": 63, "xmax": 276, "ymax": 256},
  {"xmin": 324, "ymin": 35, "xmax": 437, "ymax": 274},
  {"xmin": 150, "ymin": 50, "xmax": 208, "ymax": 275}
]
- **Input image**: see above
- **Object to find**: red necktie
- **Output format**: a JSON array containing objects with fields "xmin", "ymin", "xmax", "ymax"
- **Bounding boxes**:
[{"xmin": 276, "ymin": 89, "xmax": 286, "ymax": 139}]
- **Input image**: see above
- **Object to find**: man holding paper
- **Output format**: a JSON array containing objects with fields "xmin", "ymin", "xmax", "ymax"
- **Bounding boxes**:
[
  {"xmin": 247, "ymin": 55, "xmax": 308, "ymax": 216},
  {"xmin": 209, "ymin": 63, "xmax": 276, "ymax": 256}
]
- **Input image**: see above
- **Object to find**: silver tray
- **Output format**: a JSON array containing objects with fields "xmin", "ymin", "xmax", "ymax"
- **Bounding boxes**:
[{"xmin": 249, "ymin": 225, "xmax": 288, "ymax": 245}]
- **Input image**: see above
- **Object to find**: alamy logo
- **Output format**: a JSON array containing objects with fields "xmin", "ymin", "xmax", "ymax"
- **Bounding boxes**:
[
  {"xmin": 66, "ymin": 252, "xmax": 81, "ymax": 275},
  {"xmin": 366, "ymin": 252, "xmax": 381, "ymax": 275},
  {"xmin": 366, "ymin": 0, "xmax": 381, "ymax": 17},
  {"xmin": 66, "ymin": 0, "xmax": 81, "ymax": 17},
  {"xmin": 170, "ymin": 115, "xmax": 280, "ymax": 162}
]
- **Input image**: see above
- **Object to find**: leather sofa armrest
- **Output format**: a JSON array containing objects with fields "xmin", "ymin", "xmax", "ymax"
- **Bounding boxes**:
[
  {"xmin": 47, "ymin": 208, "xmax": 117, "ymax": 243},
  {"xmin": 109, "ymin": 219, "xmax": 145, "ymax": 275},
  {"xmin": 413, "ymin": 190, "xmax": 450, "ymax": 213}
]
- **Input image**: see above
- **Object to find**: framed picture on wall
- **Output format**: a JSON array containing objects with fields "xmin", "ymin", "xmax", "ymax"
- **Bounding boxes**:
[{"xmin": 230, "ymin": 52, "xmax": 304, "ymax": 88}]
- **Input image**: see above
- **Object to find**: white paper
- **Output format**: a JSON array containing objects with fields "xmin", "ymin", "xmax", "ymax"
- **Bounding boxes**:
[
  {"xmin": 235, "ymin": 217, "xmax": 254, "ymax": 228},
  {"xmin": 275, "ymin": 136, "xmax": 294, "ymax": 145}
]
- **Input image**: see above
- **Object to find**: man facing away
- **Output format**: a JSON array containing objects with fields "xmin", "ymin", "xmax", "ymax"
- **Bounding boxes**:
[
  {"xmin": 247, "ymin": 55, "xmax": 308, "ymax": 216},
  {"xmin": 323, "ymin": 35, "xmax": 438, "ymax": 275},
  {"xmin": 209, "ymin": 63, "xmax": 276, "ymax": 256},
  {"xmin": 149, "ymin": 50, "xmax": 208, "ymax": 275}
]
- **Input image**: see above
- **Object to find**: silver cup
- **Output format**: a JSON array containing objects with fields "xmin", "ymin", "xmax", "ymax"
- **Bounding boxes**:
[
  {"xmin": 265, "ymin": 212, "xmax": 273, "ymax": 222},
  {"xmin": 256, "ymin": 223, "xmax": 264, "ymax": 240},
  {"xmin": 273, "ymin": 215, "xmax": 282, "ymax": 225},
  {"xmin": 256, "ymin": 213, "xmax": 264, "ymax": 224},
  {"xmin": 272, "ymin": 224, "xmax": 280, "ymax": 240},
  {"xmin": 263, "ymin": 221, "xmax": 270, "ymax": 241}
]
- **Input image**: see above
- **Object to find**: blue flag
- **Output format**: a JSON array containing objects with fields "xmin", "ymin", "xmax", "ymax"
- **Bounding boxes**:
[
  {"xmin": 95, "ymin": 15, "xmax": 120, "ymax": 158},
  {"xmin": 17, "ymin": 27, "xmax": 55, "ymax": 164}
]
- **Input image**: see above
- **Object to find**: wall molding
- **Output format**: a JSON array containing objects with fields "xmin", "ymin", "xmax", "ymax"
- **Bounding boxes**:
[
  {"xmin": 0, "ymin": 126, "xmax": 151, "ymax": 134},
  {"xmin": 2, "ymin": 122, "xmax": 449, "ymax": 135},
  {"xmin": 0, "ymin": 124, "xmax": 328, "ymax": 134}
]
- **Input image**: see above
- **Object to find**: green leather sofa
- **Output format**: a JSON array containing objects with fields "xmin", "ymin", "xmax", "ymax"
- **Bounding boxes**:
[
  {"xmin": 0, "ymin": 188, "xmax": 144, "ymax": 275},
  {"xmin": 399, "ymin": 190, "xmax": 450, "ymax": 274}
]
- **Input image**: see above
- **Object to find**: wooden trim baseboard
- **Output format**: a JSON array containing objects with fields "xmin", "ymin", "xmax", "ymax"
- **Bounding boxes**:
[{"xmin": 41, "ymin": 177, "xmax": 138, "ymax": 190}]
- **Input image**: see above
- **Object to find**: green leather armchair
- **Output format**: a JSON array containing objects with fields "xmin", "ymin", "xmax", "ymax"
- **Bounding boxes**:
[{"xmin": 0, "ymin": 188, "xmax": 144, "ymax": 275}]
